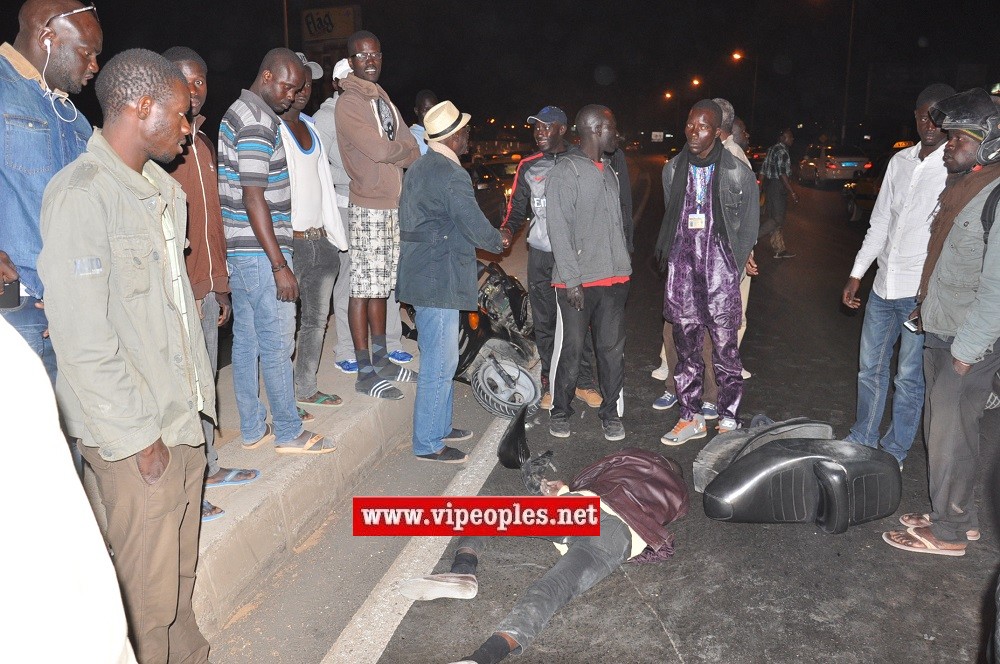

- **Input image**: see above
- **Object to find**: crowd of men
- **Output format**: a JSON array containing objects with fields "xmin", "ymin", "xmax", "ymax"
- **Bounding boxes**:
[{"xmin": 4, "ymin": 0, "xmax": 1000, "ymax": 661}]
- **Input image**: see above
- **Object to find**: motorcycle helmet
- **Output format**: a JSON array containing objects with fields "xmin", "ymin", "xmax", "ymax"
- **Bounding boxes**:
[{"xmin": 929, "ymin": 88, "xmax": 1000, "ymax": 165}]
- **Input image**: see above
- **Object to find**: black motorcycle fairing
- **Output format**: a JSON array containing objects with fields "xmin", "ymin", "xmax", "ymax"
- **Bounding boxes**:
[{"xmin": 703, "ymin": 438, "xmax": 901, "ymax": 534}]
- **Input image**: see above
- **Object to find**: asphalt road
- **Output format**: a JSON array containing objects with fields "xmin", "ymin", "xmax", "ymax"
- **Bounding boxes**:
[{"xmin": 212, "ymin": 155, "xmax": 1000, "ymax": 664}]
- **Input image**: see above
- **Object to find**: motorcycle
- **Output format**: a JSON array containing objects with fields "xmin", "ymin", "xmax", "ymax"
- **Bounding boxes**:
[{"xmin": 403, "ymin": 260, "xmax": 540, "ymax": 418}]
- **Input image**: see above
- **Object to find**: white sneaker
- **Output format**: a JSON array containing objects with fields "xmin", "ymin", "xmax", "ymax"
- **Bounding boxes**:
[
  {"xmin": 717, "ymin": 417, "xmax": 740, "ymax": 433},
  {"xmin": 651, "ymin": 362, "xmax": 670, "ymax": 381},
  {"xmin": 396, "ymin": 573, "xmax": 478, "ymax": 600}
]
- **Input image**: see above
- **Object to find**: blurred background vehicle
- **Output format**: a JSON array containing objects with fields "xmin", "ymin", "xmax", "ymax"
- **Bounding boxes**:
[
  {"xmin": 464, "ymin": 161, "xmax": 509, "ymax": 228},
  {"xmin": 841, "ymin": 140, "xmax": 914, "ymax": 225},
  {"xmin": 798, "ymin": 144, "xmax": 872, "ymax": 186},
  {"xmin": 477, "ymin": 155, "xmax": 523, "ymax": 206}
]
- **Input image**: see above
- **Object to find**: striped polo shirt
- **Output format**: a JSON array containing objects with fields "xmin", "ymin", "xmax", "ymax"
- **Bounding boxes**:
[{"xmin": 218, "ymin": 89, "xmax": 292, "ymax": 257}]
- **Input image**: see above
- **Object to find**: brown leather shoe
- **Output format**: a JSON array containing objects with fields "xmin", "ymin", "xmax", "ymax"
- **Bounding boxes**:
[
  {"xmin": 575, "ymin": 388, "xmax": 602, "ymax": 408},
  {"xmin": 540, "ymin": 391, "xmax": 553, "ymax": 410}
]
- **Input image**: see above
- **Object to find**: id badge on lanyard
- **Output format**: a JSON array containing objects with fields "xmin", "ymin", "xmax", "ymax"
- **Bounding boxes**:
[{"xmin": 688, "ymin": 164, "xmax": 711, "ymax": 230}]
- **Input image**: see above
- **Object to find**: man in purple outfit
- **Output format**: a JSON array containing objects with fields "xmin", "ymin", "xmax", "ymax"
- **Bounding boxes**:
[{"xmin": 655, "ymin": 100, "xmax": 759, "ymax": 444}]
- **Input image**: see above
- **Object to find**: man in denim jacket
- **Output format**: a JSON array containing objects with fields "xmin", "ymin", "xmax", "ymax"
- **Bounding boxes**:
[{"xmin": 0, "ymin": 0, "xmax": 101, "ymax": 382}]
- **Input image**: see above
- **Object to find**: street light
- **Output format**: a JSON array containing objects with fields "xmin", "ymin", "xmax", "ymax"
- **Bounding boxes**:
[
  {"xmin": 691, "ymin": 78, "xmax": 701, "ymax": 87},
  {"xmin": 664, "ymin": 91, "xmax": 673, "ymax": 100},
  {"xmin": 731, "ymin": 51, "xmax": 743, "ymax": 61}
]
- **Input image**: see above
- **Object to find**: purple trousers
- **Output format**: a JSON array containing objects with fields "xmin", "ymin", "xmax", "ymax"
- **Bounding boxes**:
[{"xmin": 672, "ymin": 321, "xmax": 743, "ymax": 420}]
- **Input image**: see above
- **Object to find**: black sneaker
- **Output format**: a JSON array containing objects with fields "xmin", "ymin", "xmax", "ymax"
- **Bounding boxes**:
[
  {"xmin": 416, "ymin": 446, "xmax": 468, "ymax": 464},
  {"xmin": 602, "ymin": 418, "xmax": 626, "ymax": 441},
  {"xmin": 549, "ymin": 418, "xmax": 571, "ymax": 438},
  {"xmin": 442, "ymin": 428, "xmax": 473, "ymax": 443}
]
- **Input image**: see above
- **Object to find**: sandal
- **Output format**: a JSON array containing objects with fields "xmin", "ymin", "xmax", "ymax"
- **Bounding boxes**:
[
  {"xmin": 296, "ymin": 391, "xmax": 343, "ymax": 408},
  {"xmin": 899, "ymin": 513, "xmax": 980, "ymax": 541},
  {"xmin": 242, "ymin": 423, "xmax": 275, "ymax": 450},
  {"xmin": 201, "ymin": 499, "xmax": 225, "ymax": 522},
  {"xmin": 275, "ymin": 430, "xmax": 336, "ymax": 455},
  {"xmin": 297, "ymin": 406, "xmax": 315, "ymax": 422},
  {"xmin": 205, "ymin": 467, "xmax": 260, "ymax": 489},
  {"xmin": 883, "ymin": 526, "xmax": 966, "ymax": 557}
]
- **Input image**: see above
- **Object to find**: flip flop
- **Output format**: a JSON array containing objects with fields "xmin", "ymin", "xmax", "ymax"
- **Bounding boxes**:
[
  {"xmin": 297, "ymin": 392, "xmax": 343, "ymax": 408},
  {"xmin": 297, "ymin": 407, "xmax": 315, "ymax": 422},
  {"xmin": 883, "ymin": 526, "xmax": 966, "ymax": 557},
  {"xmin": 201, "ymin": 500, "xmax": 225, "ymax": 523},
  {"xmin": 242, "ymin": 423, "xmax": 275, "ymax": 450},
  {"xmin": 275, "ymin": 430, "xmax": 337, "ymax": 455},
  {"xmin": 205, "ymin": 467, "xmax": 260, "ymax": 489},
  {"xmin": 899, "ymin": 513, "xmax": 980, "ymax": 541}
]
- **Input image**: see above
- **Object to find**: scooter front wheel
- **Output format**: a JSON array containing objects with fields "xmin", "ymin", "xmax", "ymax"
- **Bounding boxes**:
[{"xmin": 471, "ymin": 358, "xmax": 539, "ymax": 419}]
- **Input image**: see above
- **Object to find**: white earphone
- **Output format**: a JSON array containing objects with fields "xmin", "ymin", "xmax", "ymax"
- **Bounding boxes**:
[{"xmin": 44, "ymin": 37, "xmax": 51, "ymax": 51}]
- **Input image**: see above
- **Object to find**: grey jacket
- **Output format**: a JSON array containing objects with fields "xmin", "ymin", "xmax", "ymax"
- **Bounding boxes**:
[
  {"xmin": 546, "ymin": 151, "xmax": 632, "ymax": 288},
  {"xmin": 921, "ymin": 179, "xmax": 1000, "ymax": 364},
  {"xmin": 661, "ymin": 149, "xmax": 760, "ymax": 271},
  {"xmin": 37, "ymin": 131, "xmax": 215, "ymax": 461}
]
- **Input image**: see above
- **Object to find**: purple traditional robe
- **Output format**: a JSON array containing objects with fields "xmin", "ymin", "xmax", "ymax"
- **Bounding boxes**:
[{"xmin": 663, "ymin": 163, "xmax": 742, "ymax": 328}]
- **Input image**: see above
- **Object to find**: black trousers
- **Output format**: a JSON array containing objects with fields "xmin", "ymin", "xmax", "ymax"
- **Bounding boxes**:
[
  {"xmin": 527, "ymin": 247, "xmax": 594, "ymax": 389},
  {"xmin": 924, "ymin": 338, "xmax": 1000, "ymax": 542},
  {"xmin": 551, "ymin": 282, "xmax": 628, "ymax": 422}
]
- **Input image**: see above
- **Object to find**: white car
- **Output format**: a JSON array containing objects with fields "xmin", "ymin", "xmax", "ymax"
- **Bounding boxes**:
[{"xmin": 798, "ymin": 145, "xmax": 871, "ymax": 185}]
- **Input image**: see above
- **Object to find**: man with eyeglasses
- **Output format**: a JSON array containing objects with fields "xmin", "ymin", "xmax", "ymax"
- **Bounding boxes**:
[
  {"xmin": 335, "ymin": 30, "xmax": 420, "ymax": 401},
  {"xmin": 0, "ymin": 0, "xmax": 101, "ymax": 386}
]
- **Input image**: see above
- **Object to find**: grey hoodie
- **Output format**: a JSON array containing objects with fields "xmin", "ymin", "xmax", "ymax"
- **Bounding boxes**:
[{"xmin": 545, "ymin": 150, "xmax": 632, "ymax": 288}]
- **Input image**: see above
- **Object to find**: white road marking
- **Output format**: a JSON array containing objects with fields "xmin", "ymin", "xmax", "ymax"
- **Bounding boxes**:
[{"xmin": 321, "ymin": 415, "xmax": 507, "ymax": 664}]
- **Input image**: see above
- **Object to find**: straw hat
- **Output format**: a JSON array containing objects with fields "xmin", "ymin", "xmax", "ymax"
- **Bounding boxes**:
[{"xmin": 424, "ymin": 100, "xmax": 471, "ymax": 143}]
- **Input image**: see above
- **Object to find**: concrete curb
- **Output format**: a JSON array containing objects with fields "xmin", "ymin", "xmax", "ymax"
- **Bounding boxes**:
[{"xmin": 192, "ymin": 350, "xmax": 417, "ymax": 636}]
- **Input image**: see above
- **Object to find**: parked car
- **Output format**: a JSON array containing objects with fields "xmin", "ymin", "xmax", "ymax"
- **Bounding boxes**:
[
  {"xmin": 478, "ymin": 155, "xmax": 523, "ymax": 204},
  {"xmin": 798, "ymin": 145, "xmax": 872, "ymax": 185},
  {"xmin": 465, "ymin": 162, "xmax": 508, "ymax": 228},
  {"xmin": 841, "ymin": 142, "xmax": 912, "ymax": 223},
  {"xmin": 747, "ymin": 145, "xmax": 768, "ymax": 174}
]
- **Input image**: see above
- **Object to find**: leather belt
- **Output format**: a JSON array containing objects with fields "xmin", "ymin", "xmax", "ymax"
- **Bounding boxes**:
[{"xmin": 293, "ymin": 227, "xmax": 326, "ymax": 240}]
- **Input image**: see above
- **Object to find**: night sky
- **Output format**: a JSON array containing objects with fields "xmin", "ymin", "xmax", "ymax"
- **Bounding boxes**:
[{"xmin": 3, "ymin": 0, "xmax": 997, "ymax": 150}]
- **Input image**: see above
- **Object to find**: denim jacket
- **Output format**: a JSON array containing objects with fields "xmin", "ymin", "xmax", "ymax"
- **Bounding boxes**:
[
  {"xmin": 0, "ymin": 43, "xmax": 92, "ymax": 298},
  {"xmin": 397, "ymin": 149, "xmax": 503, "ymax": 309},
  {"xmin": 37, "ymin": 131, "xmax": 215, "ymax": 461}
]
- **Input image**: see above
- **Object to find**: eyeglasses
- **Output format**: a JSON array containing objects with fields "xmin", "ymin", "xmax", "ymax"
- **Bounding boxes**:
[
  {"xmin": 351, "ymin": 51, "xmax": 383, "ymax": 62},
  {"xmin": 44, "ymin": 3, "xmax": 99, "ymax": 28}
]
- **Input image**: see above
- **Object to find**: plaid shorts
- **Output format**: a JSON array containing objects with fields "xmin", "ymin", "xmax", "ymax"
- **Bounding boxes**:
[{"xmin": 348, "ymin": 205, "xmax": 399, "ymax": 298}]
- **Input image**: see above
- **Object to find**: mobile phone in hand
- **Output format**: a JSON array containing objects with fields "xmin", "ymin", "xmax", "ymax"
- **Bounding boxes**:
[
  {"xmin": 903, "ymin": 315, "xmax": 920, "ymax": 333},
  {"xmin": 0, "ymin": 278, "xmax": 20, "ymax": 308}
]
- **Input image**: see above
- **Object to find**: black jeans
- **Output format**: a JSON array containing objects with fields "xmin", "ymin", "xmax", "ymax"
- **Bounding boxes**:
[
  {"xmin": 551, "ymin": 282, "xmax": 628, "ymax": 422},
  {"xmin": 528, "ymin": 247, "xmax": 594, "ymax": 388},
  {"xmin": 455, "ymin": 510, "xmax": 631, "ymax": 654},
  {"xmin": 292, "ymin": 235, "xmax": 341, "ymax": 399}
]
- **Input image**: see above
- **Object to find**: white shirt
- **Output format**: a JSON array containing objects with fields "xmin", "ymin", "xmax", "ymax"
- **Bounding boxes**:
[{"xmin": 850, "ymin": 142, "xmax": 948, "ymax": 300}]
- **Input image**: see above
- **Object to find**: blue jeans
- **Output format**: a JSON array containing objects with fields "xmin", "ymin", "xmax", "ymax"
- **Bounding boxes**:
[
  {"xmin": 412, "ymin": 307, "xmax": 458, "ymax": 456},
  {"xmin": 292, "ymin": 236, "xmax": 340, "ymax": 399},
  {"xmin": 848, "ymin": 291, "xmax": 924, "ymax": 462},
  {"xmin": 228, "ymin": 255, "xmax": 302, "ymax": 444},
  {"xmin": 1, "ymin": 295, "xmax": 57, "ymax": 385}
]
